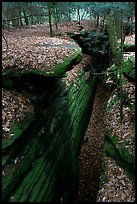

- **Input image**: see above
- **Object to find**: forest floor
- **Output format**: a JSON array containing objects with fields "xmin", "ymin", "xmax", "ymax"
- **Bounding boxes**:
[
  {"xmin": 75, "ymin": 79, "xmax": 111, "ymax": 202},
  {"xmin": 2, "ymin": 20, "xmax": 135, "ymax": 202},
  {"xmin": 75, "ymin": 76, "xmax": 135, "ymax": 202},
  {"xmin": 74, "ymin": 29, "xmax": 135, "ymax": 201}
]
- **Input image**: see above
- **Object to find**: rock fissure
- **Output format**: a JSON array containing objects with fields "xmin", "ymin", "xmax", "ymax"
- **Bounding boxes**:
[{"xmin": 2, "ymin": 27, "xmax": 134, "ymax": 202}]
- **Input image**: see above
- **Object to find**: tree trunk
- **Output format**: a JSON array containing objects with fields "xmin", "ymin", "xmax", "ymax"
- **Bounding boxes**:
[
  {"xmin": 100, "ymin": 15, "xmax": 106, "ymax": 32},
  {"xmin": 48, "ymin": 3, "xmax": 53, "ymax": 37},
  {"xmin": 30, "ymin": 15, "xmax": 34, "ymax": 25},
  {"xmin": 54, "ymin": 8, "xmax": 58, "ymax": 29},
  {"xmin": 16, "ymin": 3, "xmax": 23, "ymax": 28},
  {"xmin": 23, "ymin": 11, "xmax": 29, "ymax": 26},
  {"xmin": 11, "ymin": 13, "xmax": 19, "ymax": 28},
  {"xmin": 96, "ymin": 14, "xmax": 99, "ymax": 28},
  {"xmin": 68, "ymin": 12, "xmax": 71, "ymax": 21},
  {"xmin": 56, "ymin": 8, "xmax": 60, "ymax": 24},
  {"xmin": 77, "ymin": 7, "xmax": 81, "ymax": 24},
  {"xmin": 106, "ymin": 12, "xmax": 124, "ymax": 122},
  {"xmin": 18, "ymin": 8, "xmax": 23, "ymax": 27}
]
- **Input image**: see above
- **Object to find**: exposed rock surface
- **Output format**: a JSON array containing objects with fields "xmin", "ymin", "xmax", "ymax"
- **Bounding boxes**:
[
  {"xmin": 2, "ymin": 37, "xmax": 82, "ymax": 77},
  {"xmin": 2, "ymin": 54, "xmax": 97, "ymax": 202},
  {"xmin": 68, "ymin": 30, "xmax": 110, "ymax": 70},
  {"xmin": 2, "ymin": 21, "xmax": 135, "ymax": 202}
]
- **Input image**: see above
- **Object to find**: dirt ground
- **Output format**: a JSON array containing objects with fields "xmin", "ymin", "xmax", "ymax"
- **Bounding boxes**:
[
  {"xmin": 75, "ymin": 73, "xmax": 135, "ymax": 202},
  {"xmin": 75, "ymin": 79, "xmax": 111, "ymax": 202}
]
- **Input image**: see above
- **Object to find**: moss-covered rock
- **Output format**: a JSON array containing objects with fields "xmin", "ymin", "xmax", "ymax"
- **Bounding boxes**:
[
  {"xmin": 104, "ymin": 129, "xmax": 135, "ymax": 183},
  {"xmin": 2, "ymin": 88, "xmax": 35, "ymax": 150},
  {"xmin": 3, "ymin": 38, "xmax": 82, "ymax": 78},
  {"xmin": 68, "ymin": 30, "xmax": 110, "ymax": 71},
  {"xmin": 2, "ymin": 55, "xmax": 97, "ymax": 202}
]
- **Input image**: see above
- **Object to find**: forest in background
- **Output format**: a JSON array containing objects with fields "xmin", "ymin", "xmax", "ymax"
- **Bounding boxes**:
[
  {"xmin": 2, "ymin": 2, "xmax": 135, "ymax": 202},
  {"xmin": 2, "ymin": 2, "xmax": 135, "ymax": 33}
]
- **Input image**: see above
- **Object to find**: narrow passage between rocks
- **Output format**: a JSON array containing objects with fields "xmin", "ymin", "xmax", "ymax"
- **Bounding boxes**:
[{"xmin": 75, "ymin": 79, "xmax": 111, "ymax": 202}]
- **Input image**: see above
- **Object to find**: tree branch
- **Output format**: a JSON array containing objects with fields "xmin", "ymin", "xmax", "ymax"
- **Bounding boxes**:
[{"xmin": 2, "ymin": 13, "xmax": 48, "ymax": 23}]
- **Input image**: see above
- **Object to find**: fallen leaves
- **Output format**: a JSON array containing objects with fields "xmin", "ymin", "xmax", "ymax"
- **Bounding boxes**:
[
  {"xmin": 76, "ymin": 59, "xmax": 135, "ymax": 202},
  {"xmin": 97, "ymin": 157, "xmax": 135, "ymax": 202},
  {"xmin": 105, "ymin": 76, "xmax": 135, "ymax": 155},
  {"xmin": 97, "ymin": 70, "xmax": 135, "ymax": 202},
  {"xmin": 124, "ymin": 34, "xmax": 135, "ymax": 44},
  {"xmin": 117, "ymin": 34, "xmax": 135, "ymax": 45},
  {"xmin": 2, "ymin": 36, "xmax": 77, "ymax": 74},
  {"xmin": 2, "ymin": 88, "xmax": 34, "ymax": 141},
  {"xmin": 2, "ymin": 20, "xmax": 135, "ymax": 202},
  {"xmin": 62, "ymin": 54, "xmax": 91, "ymax": 87},
  {"xmin": 2, "ymin": 20, "xmax": 93, "ymax": 74}
]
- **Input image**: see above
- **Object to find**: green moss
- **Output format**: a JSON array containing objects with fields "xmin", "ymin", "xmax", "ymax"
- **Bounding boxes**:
[
  {"xmin": 9, "ymin": 157, "xmax": 47, "ymax": 202},
  {"xmin": 123, "ymin": 57, "xmax": 135, "ymax": 80},
  {"xmin": 2, "ymin": 155, "xmax": 10, "ymax": 167},
  {"xmin": 2, "ymin": 113, "xmax": 34, "ymax": 150},
  {"xmin": 104, "ymin": 129, "xmax": 135, "ymax": 183},
  {"xmin": 48, "ymin": 47, "xmax": 82, "ymax": 76},
  {"xmin": 2, "ymin": 58, "xmax": 97, "ymax": 202},
  {"xmin": 2, "ymin": 138, "xmax": 41, "ymax": 201},
  {"xmin": 3, "ymin": 46, "xmax": 82, "ymax": 78},
  {"xmin": 123, "ymin": 44, "xmax": 135, "ymax": 52},
  {"xmin": 105, "ymin": 95, "xmax": 119, "ymax": 113},
  {"xmin": 2, "ymin": 76, "xmax": 15, "ymax": 88}
]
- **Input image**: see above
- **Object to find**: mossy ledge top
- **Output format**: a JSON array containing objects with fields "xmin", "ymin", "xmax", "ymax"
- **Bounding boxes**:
[{"xmin": 2, "ymin": 37, "xmax": 82, "ymax": 77}]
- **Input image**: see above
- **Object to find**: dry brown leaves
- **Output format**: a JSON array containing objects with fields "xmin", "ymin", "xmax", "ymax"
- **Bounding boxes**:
[
  {"xmin": 118, "ymin": 34, "xmax": 135, "ymax": 45},
  {"xmin": 97, "ymin": 157, "xmax": 135, "ymax": 202},
  {"xmin": 124, "ymin": 34, "xmax": 135, "ymax": 44},
  {"xmin": 62, "ymin": 54, "xmax": 91, "ymax": 87},
  {"xmin": 106, "ymin": 76, "xmax": 135, "ymax": 155},
  {"xmin": 57, "ymin": 20, "xmax": 93, "ymax": 33},
  {"xmin": 2, "ymin": 88, "xmax": 34, "ymax": 141},
  {"xmin": 97, "ymin": 73, "xmax": 135, "ymax": 202},
  {"xmin": 2, "ymin": 36, "xmax": 77, "ymax": 73},
  {"xmin": 2, "ymin": 20, "xmax": 93, "ymax": 74}
]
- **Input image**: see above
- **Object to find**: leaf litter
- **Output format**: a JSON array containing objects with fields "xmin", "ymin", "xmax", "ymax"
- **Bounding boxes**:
[
  {"xmin": 2, "ymin": 88, "xmax": 34, "ymax": 142},
  {"xmin": 2, "ymin": 20, "xmax": 135, "ymax": 202}
]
